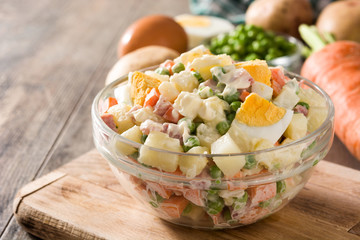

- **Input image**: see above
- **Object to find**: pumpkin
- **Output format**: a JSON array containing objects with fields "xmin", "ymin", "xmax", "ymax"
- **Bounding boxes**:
[{"xmin": 301, "ymin": 41, "xmax": 360, "ymax": 160}]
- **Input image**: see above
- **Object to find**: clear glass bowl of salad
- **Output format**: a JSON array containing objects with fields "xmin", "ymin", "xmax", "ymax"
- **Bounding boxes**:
[{"xmin": 91, "ymin": 46, "xmax": 334, "ymax": 229}]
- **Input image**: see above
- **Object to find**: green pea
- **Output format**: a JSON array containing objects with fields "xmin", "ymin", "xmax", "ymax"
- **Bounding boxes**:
[
  {"xmin": 141, "ymin": 134, "xmax": 148, "ymax": 144},
  {"xmin": 233, "ymin": 192, "xmax": 248, "ymax": 210},
  {"xmin": 216, "ymin": 121, "xmax": 230, "ymax": 135},
  {"xmin": 182, "ymin": 203, "xmax": 192, "ymax": 214},
  {"xmin": 171, "ymin": 62, "xmax": 185, "ymax": 74},
  {"xmin": 297, "ymin": 102, "xmax": 310, "ymax": 110},
  {"xmin": 276, "ymin": 180, "xmax": 286, "ymax": 194},
  {"xmin": 245, "ymin": 53, "xmax": 260, "ymax": 61},
  {"xmin": 224, "ymin": 91, "xmax": 240, "ymax": 103},
  {"xmin": 223, "ymin": 208, "xmax": 232, "ymax": 222},
  {"xmin": 216, "ymin": 82, "xmax": 226, "ymax": 92},
  {"xmin": 207, "ymin": 198, "xmax": 225, "ymax": 215},
  {"xmin": 259, "ymin": 199, "xmax": 271, "ymax": 208},
  {"xmin": 191, "ymin": 71, "xmax": 204, "ymax": 83},
  {"xmin": 155, "ymin": 67, "xmax": 170, "ymax": 75},
  {"xmin": 207, "ymin": 190, "xmax": 220, "ymax": 202},
  {"xmin": 183, "ymin": 136, "xmax": 200, "ymax": 152},
  {"xmin": 155, "ymin": 192, "xmax": 164, "ymax": 203},
  {"xmin": 244, "ymin": 155, "xmax": 256, "ymax": 169},
  {"xmin": 215, "ymin": 92, "xmax": 224, "ymax": 100},
  {"xmin": 178, "ymin": 118, "xmax": 196, "ymax": 134},
  {"xmin": 209, "ymin": 165, "xmax": 223, "ymax": 179},
  {"xmin": 226, "ymin": 112, "xmax": 236, "ymax": 123},
  {"xmin": 222, "ymin": 45, "xmax": 233, "ymax": 55},
  {"xmin": 230, "ymin": 101, "xmax": 241, "ymax": 112},
  {"xmin": 231, "ymin": 53, "xmax": 240, "ymax": 61}
]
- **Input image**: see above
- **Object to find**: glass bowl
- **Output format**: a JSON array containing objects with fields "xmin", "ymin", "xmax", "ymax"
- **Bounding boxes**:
[{"xmin": 91, "ymin": 69, "xmax": 334, "ymax": 229}]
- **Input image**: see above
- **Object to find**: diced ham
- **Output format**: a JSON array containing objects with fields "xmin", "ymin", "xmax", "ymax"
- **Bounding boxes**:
[
  {"xmin": 154, "ymin": 95, "xmax": 172, "ymax": 116},
  {"xmin": 163, "ymin": 106, "xmax": 182, "ymax": 123},
  {"xmin": 162, "ymin": 123, "xmax": 183, "ymax": 140},
  {"xmin": 270, "ymin": 67, "xmax": 289, "ymax": 96},
  {"xmin": 140, "ymin": 119, "xmax": 163, "ymax": 135},
  {"xmin": 294, "ymin": 104, "xmax": 309, "ymax": 116},
  {"xmin": 101, "ymin": 113, "xmax": 118, "ymax": 132}
]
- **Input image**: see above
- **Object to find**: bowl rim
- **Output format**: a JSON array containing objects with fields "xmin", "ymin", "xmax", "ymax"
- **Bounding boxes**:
[{"xmin": 92, "ymin": 68, "xmax": 334, "ymax": 158}]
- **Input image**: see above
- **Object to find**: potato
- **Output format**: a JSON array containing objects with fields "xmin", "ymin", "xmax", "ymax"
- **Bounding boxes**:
[
  {"xmin": 245, "ymin": 0, "xmax": 313, "ymax": 38},
  {"xmin": 316, "ymin": 0, "xmax": 360, "ymax": 42},
  {"xmin": 105, "ymin": 46, "xmax": 179, "ymax": 85}
]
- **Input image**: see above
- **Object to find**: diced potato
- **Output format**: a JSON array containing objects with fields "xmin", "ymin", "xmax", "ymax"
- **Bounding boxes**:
[
  {"xmin": 307, "ymin": 106, "xmax": 328, "ymax": 132},
  {"xmin": 174, "ymin": 45, "xmax": 211, "ymax": 66},
  {"xmin": 298, "ymin": 88, "xmax": 326, "ymax": 108},
  {"xmin": 188, "ymin": 54, "xmax": 233, "ymax": 80},
  {"xmin": 173, "ymin": 92, "xmax": 202, "ymax": 120},
  {"xmin": 170, "ymin": 71, "xmax": 199, "ymax": 92},
  {"xmin": 211, "ymin": 133, "xmax": 245, "ymax": 177},
  {"xmin": 138, "ymin": 132, "xmax": 182, "ymax": 172},
  {"xmin": 107, "ymin": 103, "xmax": 134, "ymax": 133},
  {"xmin": 251, "ymin": 138, "xmax": 274, "ymax": 151},
  {"xmin": 179, "ymin": 146, "xmax": 209, "ymax": 178},
  {"xmin": 198, "ymin": 96, "xmax": 229, "ymax": 126},
  {"xmin": 158, "ymin": 81, "xmax": 180, "ymax": 102},
  {"xmin": 227, "ymin": 123, "xmax": 252, "ymax": 152},
  {"xmin": 115, "ymin": 126, "xmax": 142, "ymax": 156},
  {"xmin": 181, "ymin": 203, "xmax": 205, "ymax": 220},
  {"xmin": 196, "ymin": 123, "xmax": 221, "ymax": 150},
  {"xmin": 284, "ymin": 113, "xmax": 308, "ymax": 140},
  {"xmin": 273, "ymin": 86, "xmax": 300, "ymax": 109},
  {"xmin": 144, "ymin": 70, "xmax": 170, "ymax": 82},
  {"xmin": 132, "ymin": 107, "xmax": 164, "ymax": 125},
  {"xmin": 114, "ymin": 83, "xmax": 132, "ymax": 105}
]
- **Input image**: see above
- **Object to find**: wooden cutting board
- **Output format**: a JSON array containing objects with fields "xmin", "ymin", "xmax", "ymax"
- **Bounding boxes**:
[{"xmin": 13, "ymin": 150, "xmax": 360, "ymax": 240}]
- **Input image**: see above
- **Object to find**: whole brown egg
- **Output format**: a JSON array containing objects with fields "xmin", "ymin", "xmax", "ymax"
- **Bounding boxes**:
[{"xmin": 117, "ymin": 15, "xmax": 188, "ymax": 58}]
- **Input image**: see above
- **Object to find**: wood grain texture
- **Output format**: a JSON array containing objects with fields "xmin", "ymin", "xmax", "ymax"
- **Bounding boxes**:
[
  {"xmin": 12, "ymin": 150, "xmax": 360, "ymax": 240},
  {"xmin": 1, "ymin": 0, "xmax": 360, "ymax": 239}
]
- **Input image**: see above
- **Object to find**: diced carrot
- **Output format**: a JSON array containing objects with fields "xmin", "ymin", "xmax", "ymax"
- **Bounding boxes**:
[
  {"xmin": 101, "ymin": 113, "xmax": 118, "ymax": 132},
  {"xmin": 247, "ymin": 183, "xmax": 276, "ymax": 207},
  {"xmin": 160, "ymin": 60, "xmax": 175, "ymax": 75},
  {"xmin": 240, "ymin": 90, "xmax": 250, "ymax": 102},
  {"xmin": 100, "ymin": 97, "xmax": 118, "ymax": 113},
  {"xmin": 159, "ymin": 196, "xmax": 189, "ymax": 218},
  {"xmin": 270, "ymin": 67, "xmax": 287, "ymax": 96},
  {"xmin": 146, "ymin": 181, "xmax": 173, "ymax": 199},
  {"xmin": 163, "ymin": 106, "xmax": 183, "ymax": 123},
  {"xmin": 144, "ymin": 88, "xmax": 160, "ymax": 107},
  {"xmin": 182, "ymin": 189, "xmax": 205, "ymax": 207},
  {"xmin": 238, "ymin": 206, "xmax": 270, "ymax": 225}
]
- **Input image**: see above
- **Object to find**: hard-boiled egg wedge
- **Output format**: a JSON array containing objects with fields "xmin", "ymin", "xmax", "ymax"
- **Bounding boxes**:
[
  {"xmin": 175, "ymin": 14, "xmax": 234, "ymax": 49},
  {"xmin": 234, "ymin": 93, "xmax": 293, "ymax": 144}
]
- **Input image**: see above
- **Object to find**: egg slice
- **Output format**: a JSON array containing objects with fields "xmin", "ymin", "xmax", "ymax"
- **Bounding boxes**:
[
  {"xmin": 234, "ymin": 93, "xmax": 293, "ymax": 144},
  {"xmin": 175, "ymin": 14, "xmax": 234, "ymax": 49}
]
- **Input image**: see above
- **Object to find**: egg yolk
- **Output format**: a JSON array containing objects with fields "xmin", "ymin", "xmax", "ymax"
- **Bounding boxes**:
[
  {"xmin": 176, "ymin": 16, "xmax": 210, "ymax": 28},
  {"xmin": 235, "ymin": 60, "xmax": 272, "ymax": 86},
  {"xmin": 236, "ymin": 93, "xmax": 286, "ymax": 127}
]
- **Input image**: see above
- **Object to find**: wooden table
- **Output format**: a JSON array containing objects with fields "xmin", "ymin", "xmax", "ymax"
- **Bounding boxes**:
[{"xmin": 1, "ymin": 0, "xmax": 359, "ymax": 239}]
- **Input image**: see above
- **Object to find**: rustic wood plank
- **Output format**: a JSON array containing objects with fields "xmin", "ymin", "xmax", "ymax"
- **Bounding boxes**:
[
  {"xmin": 11, "ymin": 151, "xmax": 360, "ymax": 240},
  {"xmin": 0, "ymin": 0, "xmax": 140, "ymax": 236}
]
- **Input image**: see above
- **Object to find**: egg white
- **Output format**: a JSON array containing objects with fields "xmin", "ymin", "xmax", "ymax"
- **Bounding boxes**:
[
  {"xmin": 175, "ymin": 14, "xmax": 234, "ymax": 49},
  {"xmin": 233, "ymin": 109, "xmax": 294, "ymax": 144}
]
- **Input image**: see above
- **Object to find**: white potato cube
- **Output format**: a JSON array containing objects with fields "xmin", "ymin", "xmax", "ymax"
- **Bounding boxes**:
[
  {"xmin": 211, "ymin": 133, "xmax": 245, "ymax": 177},
  {"xmin": 273, "ymin": 86, "xmax": 300, "ymax": 109},
  {"xmin": 196, "ymin": 123, "xmax": 221, "ymax": 150},
  {"xmin": 284, "ymin": 113, "xmax": 308, "ymax": 140},
  {"xmin": 158, "ymin": 81, "xmax": 180, "ymax": 102},
  {"xmin": 227, "ymin": 123, "xmax": 252, "ymax": 152},
  {"xmin": 107, "ymin": 103, "xmax": 134, "ymax": 133},
  {"xmin": 170, "ymin": 71, "xmax": 199, "ymax": 92},
  {"xmin": 198, "ymin": 96, "xmax": 229, "ymax": 125},
  {"xmin": 115, "ymin": 126, "xmax": 142, "ymax": 156},
  {"xmin": 132, "ymin": 107, "xmax": 164, "ymax": 125},
  {"xmin": 251, "ymin": 81, "xmax": 273, "ymax": 101},
  {"xmin": 114, "ymin": 83, "xmax": 132, "ymax": 105},
  {"xmin": 179, "ymin": 146, "xmax": 209, "ymax": 178},
  {"xmin": 174, "ymin": 45, "xmax": 211, "ymax": 66},
  {"xmin": 188, "ymin": 54, "xmax": 233, "ymax": 80},
  {"xmin": 173, "ymin": 92, "xmax": 202, "ymax": 120},
  {"xmin": 307, "ymin": 106, "xmax": 328, "ymax": 132},
  {"xmin": 298, "ymin": 88, "xmax": 326, "ymax": 108},
  {"xmin": 138, "ymin": 132, "xmax": 182, "ymax": 172}
]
